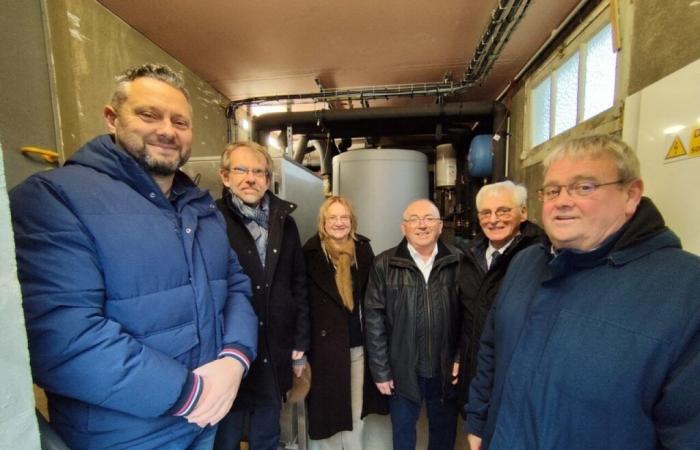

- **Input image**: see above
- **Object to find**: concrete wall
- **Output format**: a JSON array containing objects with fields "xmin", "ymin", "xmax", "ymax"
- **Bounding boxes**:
[
  {"xmin": 44, "ymin": 0, "xmax": 230, "ymax": 160},
  {"xmin": 506, "ymin": 0, "xmax": 700, "ymax": 223},
  {"xmin": 0, "ymin": 0, "xmax": 58, "ymax": 190}
]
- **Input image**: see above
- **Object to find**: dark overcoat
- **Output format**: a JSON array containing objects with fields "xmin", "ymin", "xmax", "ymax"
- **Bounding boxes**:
[
  {"xmin": 457, "ymin": 220, "xmax": 545, "ymax": 407},
  {"xmin": 303, "ymin": 234, "xmax": 388, "ymax": 439},
  {"xmin": 217, "ymin": 189, "xmax": 310, "ymax": 408}
]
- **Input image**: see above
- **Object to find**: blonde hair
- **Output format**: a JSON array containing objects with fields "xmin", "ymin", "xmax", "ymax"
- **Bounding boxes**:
[
  {"xmin": 317, "ymin": 196, "xmax": 358, "ymax": 241},
  {"xmin": 220, "ymin": 142, "xmax": 273, "ymax": 181},
  {"xmin": 543, "ymin": 134, "xmax": 641, "ymax": 181}
]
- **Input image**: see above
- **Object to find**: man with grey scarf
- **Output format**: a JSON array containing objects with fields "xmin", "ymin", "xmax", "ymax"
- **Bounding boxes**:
[{"xmin": 214, "ymin": 142, "xmax": 310, "ymax": 450}]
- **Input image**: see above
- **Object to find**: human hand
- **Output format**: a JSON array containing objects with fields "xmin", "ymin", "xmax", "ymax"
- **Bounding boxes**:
[
  {"xmin": 467, "ymin": 433, "xmax": 482, "ymax": 450},
  {"xmin": 452, "ymin": 362, "xmax": 460, "ymax": 385},
  {"xmin": 185, "ymin": 358, "xmax": 245, "ymax": 427},
  {"xmin": 376, "ymin": 380, "xmax": 394, "ymax": 395},
  {"xmin": 292, "ymin": 350, "xmax": 305, "ymax": 378}
]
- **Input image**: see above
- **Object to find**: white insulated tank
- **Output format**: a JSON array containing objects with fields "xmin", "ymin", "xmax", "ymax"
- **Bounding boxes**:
[{"xmin": 332, "ymin": 149, "xmax": 428, "ymax": 254}]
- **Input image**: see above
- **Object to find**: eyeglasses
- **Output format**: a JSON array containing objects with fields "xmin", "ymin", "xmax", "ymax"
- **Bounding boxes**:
[
  {"xmin": 537, "ymin": 180, "xmax": 625, "ymax": 202},
  {"xmin": 403, "ymin": 215, "xmax": 442, "ymax": 226},
  {"xmin": 477, "ymin": 207, "xmax": 513, "ymax": 220},
  {"xmin": 327, "ymin": 215, "xmax": 351, "ymax": 223},
  {"xmin": 229, "ymin": 166, "xmax": 269, "ymax": 178}
]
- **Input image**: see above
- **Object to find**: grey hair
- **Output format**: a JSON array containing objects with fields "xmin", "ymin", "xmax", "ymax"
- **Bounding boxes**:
[
  {"xmin": 111, "ymin": 63, "xmax": 191, "ymax": 111},
  {"xmin": 543, "ymin": 134, "xmax": 641, "ymax": 181},
  {"xmin": 220, "ymin": 142, "xmax": 274, "ymax": 181},
  {"xmin": 403, "ymin": 199, "xmax": 440, "ymax": 219},
  {"xmin": 475, "ymin": 180, "xmax": 527, "ymax": 210}
]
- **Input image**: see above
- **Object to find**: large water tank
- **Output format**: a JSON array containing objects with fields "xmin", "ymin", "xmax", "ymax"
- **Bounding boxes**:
[{"xmin": 333, "ymin": 149, "xmax": 428, "ymax": 254}]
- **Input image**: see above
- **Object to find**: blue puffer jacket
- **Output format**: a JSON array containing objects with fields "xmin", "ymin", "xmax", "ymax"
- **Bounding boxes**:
[
  {"xmin": 465, "ymin": 198, "xmax": 700, "ymax": 450},
  {"xmin": 10, "ymin": 135, "xmax": 258, "ymax": 449}
]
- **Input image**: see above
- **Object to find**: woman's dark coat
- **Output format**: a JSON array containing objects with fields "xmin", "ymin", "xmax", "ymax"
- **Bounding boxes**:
[
  {"xmin": 303, "ymin": 234, "xmax": 388, "ymax": 439},
  {"xmin": 217, "ymin": 189, "xmax": 310, "ymax": 409}
]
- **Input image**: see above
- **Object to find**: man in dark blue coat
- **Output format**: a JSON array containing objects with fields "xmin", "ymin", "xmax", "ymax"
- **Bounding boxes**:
[
  {"xmin": 213, "ymin": 142, "xmax": 309, "ymax": 450},
  {"xmin": 10, "ymin": 64, "xmax": 258, "ymax": 450},
  {"xmin": 465, "ymin": 135, "xmax": 700, "ymax": 450}
]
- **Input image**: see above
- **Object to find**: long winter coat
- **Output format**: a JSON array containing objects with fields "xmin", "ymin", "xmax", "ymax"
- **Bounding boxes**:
[
  {"xmin": 10, "ymin": 135, "xmax": 258, "ymax": 450},
  {"xmin": 365, "ymin": 239, "xmax": 463, "ymax": 403},
  {"xmin": 303, "ymin": 234, "xmax": 389, "ymax": 439},
  {"xmin": 457, "ymin": 221, "xmax": 545, "ymax": 406},
  {"xmin": 465, "ymin": 198, "xmax": 700, "ymax": 450},
  {"xmin": 217, "ymin": 188, "xmax": 310, "ymax": 408}
]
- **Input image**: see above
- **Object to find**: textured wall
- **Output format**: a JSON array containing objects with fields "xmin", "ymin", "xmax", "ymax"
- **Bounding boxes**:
[
  {"xmin": 629, "ymin": 0, "xmax": 700, "ymax": 95},
  {"xmin": 0, "ymin": 143, "xmax": 41, "ymax": 450},
  {"xmin": 44, "ymin": 0, "xmax": 230, "ymax": 159},
  {"xmin": 0, "ymin": 0, "xmax": 58, "ymax": 190}
]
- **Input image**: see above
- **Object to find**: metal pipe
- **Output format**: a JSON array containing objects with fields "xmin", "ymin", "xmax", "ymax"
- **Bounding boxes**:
[{"xmin": 252, "ymin": 102, "xmax": 501, "ymax": 133}]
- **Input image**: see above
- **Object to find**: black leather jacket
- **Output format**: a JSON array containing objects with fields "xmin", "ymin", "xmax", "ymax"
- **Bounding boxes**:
[{"xmin": 365, "ymin": 238, "xmax": 462, "ymax": 403}]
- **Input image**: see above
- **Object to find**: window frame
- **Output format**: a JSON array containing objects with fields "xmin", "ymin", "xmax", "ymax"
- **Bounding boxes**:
[{"xmin": 525, "ymin": 4, "xmax": 621, "ymax": 150}]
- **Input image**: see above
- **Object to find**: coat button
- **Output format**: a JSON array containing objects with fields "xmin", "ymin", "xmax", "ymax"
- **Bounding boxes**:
[
  {"xmin": 273, "ymin": 248, "xmax": 278, "ymax": 253},
  {"xmin": 259, "ymin": 321, "xmax": 264, "ymax": 327},
  {"xmin": 263, "ymin": 358, "xmax": 268, "ymax": 363},
  {"xmin": 320, "ymin": 330, "xmax": 327, "ymax": 337},
  {"xmin": 185, "ymin": 228, "xmax": 192, "ymax": 234},
  {"xmin": 256, "ymin": 285, "xmax": 261, "ymax": 290},
  {"xmin": 248, "ymin": 250, "xmax": 253, "ymax": 254},
  {"xmin": 149, "ymin": 192, "xmax": 156, "ymax": 199}
]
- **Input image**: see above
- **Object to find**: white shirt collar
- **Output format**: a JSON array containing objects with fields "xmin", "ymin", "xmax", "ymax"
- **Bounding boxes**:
[
  {"xmin": 485, "ymin": 236, "xmax": 516, "ymax": 268},
  {"xmin": 407, "ymin": 242, "xmax": 438, "ymax": 282}
]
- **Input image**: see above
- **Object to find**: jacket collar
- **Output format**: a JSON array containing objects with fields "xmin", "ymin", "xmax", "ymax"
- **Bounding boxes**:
[
  {"xmin": 222, "ymin": 187, "xmax": 297, "ymax": 221},
  {"xmin": 545, "ymin": 197, "xmax": 678, "ymax": 279},
  {"xmin": 390, "ymin": 238, "xmax": 459, "ymax": 269},
  {"xmin": 466, "ymin": 220, "xmax": 544, "ymax": 267},
  {"xmin": 66, "ymin": 134, "xmax": 207, "ymax": 210}
]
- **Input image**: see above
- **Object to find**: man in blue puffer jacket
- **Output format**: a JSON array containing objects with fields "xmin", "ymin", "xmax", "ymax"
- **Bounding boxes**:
[
  {"xmin": 10, "ymin": 64, "xmax": 258, "ymax": 449},
  {"xmin": 465, "ymin": 135, "xmax": 700, "ymax": 450}
]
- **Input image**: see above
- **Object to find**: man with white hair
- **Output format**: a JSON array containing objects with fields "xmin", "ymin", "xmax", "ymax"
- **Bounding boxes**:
[
  {"xmin": 465, "ymin": 135, "xmax": 700, "ymax": 450},
  {"xmin": 456, "ymin": 181, "xmax": 544, "ymax": 410},
  {"xmin": 365, "ymin": 199, "xmax": 464, "ymax": 450}
]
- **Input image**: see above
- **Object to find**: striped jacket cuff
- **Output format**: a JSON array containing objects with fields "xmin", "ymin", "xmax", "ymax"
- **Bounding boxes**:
[
  {"xmin": 170, "ymin": 372, "xmax": 203, "ymax": 417},
  {"xmin": 218, "ymin": 344, "xmax": 253, "ymax": 376}
]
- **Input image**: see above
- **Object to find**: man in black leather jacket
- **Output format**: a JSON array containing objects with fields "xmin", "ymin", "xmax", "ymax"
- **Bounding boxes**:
[{"xmin": 365, "ymin": 199, "xmax": 463, "ymax": 450}]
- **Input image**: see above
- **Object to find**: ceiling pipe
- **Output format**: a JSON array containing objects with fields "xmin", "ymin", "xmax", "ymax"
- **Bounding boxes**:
[{"xmin": 465, "ymin": 0, "xmax": 532, "ymax": 84}]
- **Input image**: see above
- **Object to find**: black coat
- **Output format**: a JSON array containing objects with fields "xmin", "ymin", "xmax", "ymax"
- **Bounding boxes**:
[
  {"xmin": 303, "ymin": 234, "xmax": 388, "ymax": 439},
  {"xmin": 457, "ymin": 220, "xmax": 545, "ymax": 406},
  {"xmin": 216, "ymin": 189, "xmax": 310, "ymax": 408},
  {"xmin": 365, "ymin": 239, "xmax": 462, "ymax": 403}
]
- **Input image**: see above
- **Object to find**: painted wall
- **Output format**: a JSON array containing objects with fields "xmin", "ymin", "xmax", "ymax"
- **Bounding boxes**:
[
  {"xmin": 0, "ymin": 144, "xmax": 41, "ymax": 450},
  {"xmin": 44, "ymin": 0, "xmax": 230, "ymax": 160},
  {"xmin": 0, "ymin": 0, "xmax": 58, "ymax": 190},
  {"xmin": 506, "ymin": 0, "xmax": 700, "ymax": 223}
]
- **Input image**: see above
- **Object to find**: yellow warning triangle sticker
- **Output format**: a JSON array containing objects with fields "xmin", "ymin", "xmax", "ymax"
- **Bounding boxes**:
[{"xmin": 665, "ymin": 136, "xmax": 687, "ymax": 159}]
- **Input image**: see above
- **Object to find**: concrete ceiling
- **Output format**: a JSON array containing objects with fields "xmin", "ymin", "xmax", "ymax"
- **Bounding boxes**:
[{"xmin": 98, "ymin": 0, "xmax": 585, "ymax": 106}]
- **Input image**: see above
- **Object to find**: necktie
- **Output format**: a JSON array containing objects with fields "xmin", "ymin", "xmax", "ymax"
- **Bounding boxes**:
[{"xmin": 490, "ymin": 250, "xmax": 501, "ymax": 269}]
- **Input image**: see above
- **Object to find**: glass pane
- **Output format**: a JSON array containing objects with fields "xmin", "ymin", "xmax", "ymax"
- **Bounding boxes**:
[
  {"xmin": 531, "ymin": 77, "xmax": 551, "ymax": 146},
  {"xmin": 554, "ymin": 52, "xmax": 579, "ymax": 135},
  {"xmin": 584, "ymin": 24, "xmax": 616, "ymax": 119}
]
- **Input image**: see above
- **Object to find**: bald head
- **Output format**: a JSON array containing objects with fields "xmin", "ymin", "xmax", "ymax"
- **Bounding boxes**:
[{"xmin": 401, "ymin": 199, "xmax": 443, "ymax": 255}]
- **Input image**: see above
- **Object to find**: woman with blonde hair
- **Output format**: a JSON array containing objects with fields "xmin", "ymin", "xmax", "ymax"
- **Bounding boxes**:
[{"xmin": 303, "ymin": 196, "xmax": 388, "ymax": 449}]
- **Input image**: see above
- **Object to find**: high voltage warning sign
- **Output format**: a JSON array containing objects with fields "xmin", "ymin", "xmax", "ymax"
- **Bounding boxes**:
[{"xmin": 665, "ymin": 136, "xmax": 687, "ymax": 160}]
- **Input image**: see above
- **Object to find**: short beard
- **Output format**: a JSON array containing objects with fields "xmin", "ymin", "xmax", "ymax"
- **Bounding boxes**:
[{"xmin": 132, "ymin": 146, "xmax": 188, "ymax": 176}]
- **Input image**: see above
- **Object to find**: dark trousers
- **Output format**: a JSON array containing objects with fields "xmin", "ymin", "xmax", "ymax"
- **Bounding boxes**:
[
  {"xmin": 213, "ymin": 405, "xmax": 281, "ymax": 450},
  {"xmin": 389, "ymin": 376, "xmax": 458, "ymax": 450}
]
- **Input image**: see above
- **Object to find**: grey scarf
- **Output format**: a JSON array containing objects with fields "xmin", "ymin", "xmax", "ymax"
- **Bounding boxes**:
[{"xmin": 230, "ymin": 191, "xmax": 270, "ymax": 266}]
